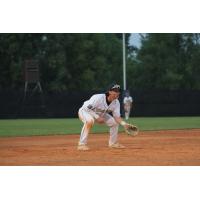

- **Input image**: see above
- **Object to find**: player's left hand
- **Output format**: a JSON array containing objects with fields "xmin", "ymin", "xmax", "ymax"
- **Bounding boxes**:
[{"xmin": 124, "ymin": 123, "xmax": 139, "ymax": 136}]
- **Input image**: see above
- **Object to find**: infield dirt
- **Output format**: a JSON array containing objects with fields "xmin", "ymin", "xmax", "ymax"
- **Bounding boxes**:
[{"xmin": 0, "ymin": 129, "xmax": 200, "ymax": 166}]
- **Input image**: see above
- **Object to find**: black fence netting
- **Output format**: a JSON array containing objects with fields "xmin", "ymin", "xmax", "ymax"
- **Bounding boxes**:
[{"xmin": 0, "ymin": 89, "xmax": 200, "ymax": 118}]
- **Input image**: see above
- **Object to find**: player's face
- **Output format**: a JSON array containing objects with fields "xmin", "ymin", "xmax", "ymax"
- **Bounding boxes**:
[{"xmin": 108, "ymin": 91, "xmax": 120, "ymax": 101}]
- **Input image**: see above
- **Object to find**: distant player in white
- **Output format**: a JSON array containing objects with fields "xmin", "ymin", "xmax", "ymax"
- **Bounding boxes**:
[
  {"xmin": 123, "ymin": 90, "xmax": 133, "ymax": 120},
  {"xmin": 77, "ymin": 83, "xmax": 129, "ymax": 151}
]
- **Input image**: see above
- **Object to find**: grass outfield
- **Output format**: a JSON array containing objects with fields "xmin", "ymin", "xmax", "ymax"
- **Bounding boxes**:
[{"xmin": 0, "ymin": 116, "xmax": 200, "ymax": 137}]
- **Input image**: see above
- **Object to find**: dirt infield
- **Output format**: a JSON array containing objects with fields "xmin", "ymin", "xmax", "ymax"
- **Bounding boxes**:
[{"xmin": 0, "ymin": 129, "xmax": 200, "ymax": 166}]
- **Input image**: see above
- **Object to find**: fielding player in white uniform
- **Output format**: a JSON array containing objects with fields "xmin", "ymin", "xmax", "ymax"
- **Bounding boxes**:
[
  {"xmin": 123, "ymin": 91, "xmax": 133, "ymax": 120},
  {"xmin": 77, "ymin": 83, "xmax": 130, "ymax": 151}
]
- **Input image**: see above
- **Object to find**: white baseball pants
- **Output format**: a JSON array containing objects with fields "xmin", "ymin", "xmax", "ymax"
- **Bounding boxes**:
[
  {"xmin": 78, "ymin": 108, "xmax": 119, "ymax": 146},
  {"xmin": 124, "ymin": 105, "xmax": 131, "ymax": 120}
]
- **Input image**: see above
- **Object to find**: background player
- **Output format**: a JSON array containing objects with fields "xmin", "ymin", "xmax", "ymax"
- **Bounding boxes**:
[
  {"xmin": 77, "ymin": 83, "xmax": 130, "ymax": 151},
  {"xmin": 123, "ymin": 90, "xmax": 133, "ymax": 120}
]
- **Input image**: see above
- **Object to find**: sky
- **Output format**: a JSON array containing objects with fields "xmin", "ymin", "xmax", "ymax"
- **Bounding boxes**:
[{"xmin": 129, "ymin": 33, "xmax": 142, "ymax": 48}]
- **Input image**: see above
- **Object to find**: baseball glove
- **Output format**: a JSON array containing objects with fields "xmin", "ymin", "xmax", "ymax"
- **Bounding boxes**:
[{"xmin": 125, "ymin": 124, "xmax": 139, "ymax": 136}]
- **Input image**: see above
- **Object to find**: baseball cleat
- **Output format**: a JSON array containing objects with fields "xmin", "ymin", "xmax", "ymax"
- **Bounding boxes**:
[
  {"xmin": 109, "ymin": 143, "xmax": 125, "ymax": 149},
  {"xmin": 77, "ymin": 144, "xmax": 90, "ymax": 151}
]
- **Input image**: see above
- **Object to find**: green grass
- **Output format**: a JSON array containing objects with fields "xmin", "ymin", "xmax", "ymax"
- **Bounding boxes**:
[
  {"xmin": 129, "ymin": 116, "xmax": 200, "ymax": 131},
  {"xmin": 0, "ymin": 117, "xmax": 200, "ymax": 137}
]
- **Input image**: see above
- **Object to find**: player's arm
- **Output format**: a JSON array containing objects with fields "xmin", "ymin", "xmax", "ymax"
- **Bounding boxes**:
[
  {"xmin": 130, "ymin": 97, "xmax": 133, "ymax": 109},
  {"xmin": 114, "ymin": 116, "xmax": 129, "ymax": 129},
  {"xmin": 114, "ymin": 116, "xmax": 124, "ymax": 124},
  {"xmin": 85, "ymin": 95, "xmax": 100, "ymax": 120},
  {"xmin": 86, "ymin": 95, "xmax": 105, "ymax": 123},
  {"xmin": 113, "ymin": 103, "xmax": 128, "ymax": 128},
  {"xmin": 130, "ymin": 102, "xmax": 133, "ymax": 109},
  {"xmin": 112, "ymin": 100, "xmax": 128, "ymax": 127}
]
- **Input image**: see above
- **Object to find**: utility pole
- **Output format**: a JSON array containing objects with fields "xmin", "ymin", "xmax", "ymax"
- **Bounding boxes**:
[{"xmin": 122, "ymin": 33, "xmax": 126, "ymax": 91}]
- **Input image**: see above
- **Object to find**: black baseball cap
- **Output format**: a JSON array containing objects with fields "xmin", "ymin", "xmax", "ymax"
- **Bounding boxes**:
[{"xmin": 107, "ymin": 83, "xmax": 121, "ymax": 93}]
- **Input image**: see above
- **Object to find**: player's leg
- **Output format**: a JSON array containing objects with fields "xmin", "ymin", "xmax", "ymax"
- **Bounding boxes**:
[
  {"xmin": 78, "ymin": 108, "xmax": 94, "ymax": 150},
  {"xmin": 104, "ymin": 114, "xmax": 125, "ymax": 148},
  {"xmin": 124, "ymin": 105, "xmax": 128, "ymax": 120},
  {"xmin": 127, "ymin": 108, "xmax": 130, "ymax": 120},
  {"xmin": 127, "ymin": 107, "xmax": 131, "ymax": 120},
  {"xmin": 125, "ymin": 111, "xmax": 128, "ymax": 120}
]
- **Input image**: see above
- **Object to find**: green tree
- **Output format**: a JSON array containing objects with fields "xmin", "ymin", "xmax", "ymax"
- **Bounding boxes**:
[
  {"xmin": 127, "ymin": 33, "xmax": 200, "ymax": 90},
  {"xmin": 0, "ymin": 33, "xmax": 129, "ymax": 91}
]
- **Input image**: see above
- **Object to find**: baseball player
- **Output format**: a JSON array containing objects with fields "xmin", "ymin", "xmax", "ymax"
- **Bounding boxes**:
[
  {"xmin": 77, "ymin": 83, "xmax": 130, "ymax": 151},
  {"xmin": 123, "ymin": 90, "xmax": 133, "ymax": 120}
]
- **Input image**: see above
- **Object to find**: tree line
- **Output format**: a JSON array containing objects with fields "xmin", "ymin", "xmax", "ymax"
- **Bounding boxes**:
[
  {"xmin": 0, "ymin": 33, "xmax": 200, "ymax": 91},
  {"xmin": 128, "ymin": 33, "xmax": 200, "ymax": 90}
]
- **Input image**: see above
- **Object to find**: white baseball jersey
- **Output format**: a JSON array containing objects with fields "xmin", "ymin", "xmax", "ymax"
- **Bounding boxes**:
[
  {"xmin": 79, "ymin": 93, "xmax": 120, "ymax": 145},
  {"xmin": 123, "ymin": 96, "xmax": 133, "ymax": 105},
  {"xmin": 80, "ymin": 94, "xmax": 121, "ymax": 119}
]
